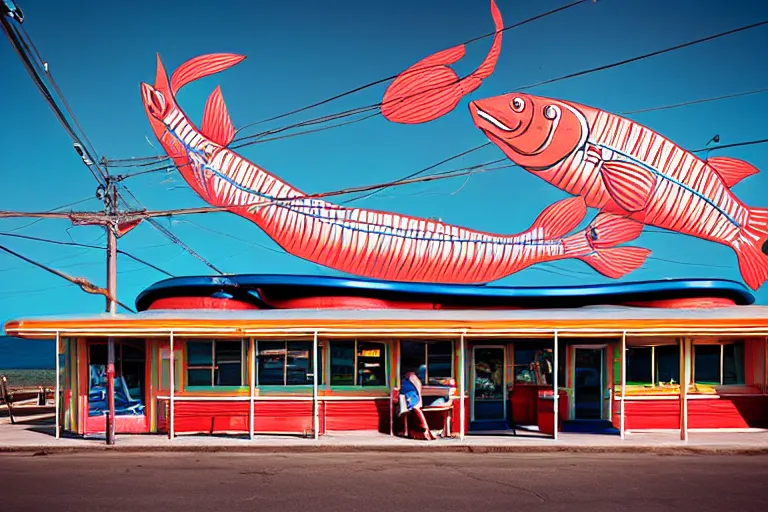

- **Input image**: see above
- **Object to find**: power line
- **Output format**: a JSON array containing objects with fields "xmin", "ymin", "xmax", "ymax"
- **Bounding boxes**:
[
  {"xmin": 126, "ymin": 136, "xmax": 768, "ymax": 221},
  {"xmin": 0, "ymin": 242, "xmax": 135, "ymax": 313},
  {"xmin": 1, "ymin": 17, "xmax": 107, "ymax": 185},
  {"xmin": 117, "ymin": 184, "xmax": 224, "ymax": 274},
  {"xmin": 0, "ymin": 231, "xmax": 175, "ymax": 277},
  {"xmin": 516, "ymin": 19, "xmax": 768, "ymax": 91},
  {"xmin": 3, "ymin": 196, "xmax": 99, "ymax": 233},
  {"xmin": 231, "ymin": 0, "xmax": 590, "ymax": 137},
  {"xmin": 622, "ymin": 87, "xmax": 768, "ymax": 115},
  {"xmin": 111, "ymin": 83, "xmax": 767, "ymax": 189},
  {"xmin": 228, "ymin": 17, "xmax": 768, "ymax": 152}
]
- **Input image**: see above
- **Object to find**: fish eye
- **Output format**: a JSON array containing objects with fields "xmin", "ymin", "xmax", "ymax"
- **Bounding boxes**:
[
  {"xmin": 511, "ymin": 97, "xmax": 525, "ymax": 112},
  {"xmin": 544, "ymin": 105, "xmax": 560, "ymax": 120}
]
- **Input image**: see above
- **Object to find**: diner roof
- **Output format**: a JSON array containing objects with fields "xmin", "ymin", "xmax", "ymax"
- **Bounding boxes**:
[
  {"xmin": 6, "ymin": 304, "xmax": 768, "ymax": 338},
  {"xmin": 134, "ymin": 274, "xmax": 756, "ymax": 311}
]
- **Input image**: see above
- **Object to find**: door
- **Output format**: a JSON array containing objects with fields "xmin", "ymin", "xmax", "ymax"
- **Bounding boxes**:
[
  {"xmin": 573, "ymin": 348, "xmax": 604, "ymax": 420},
  {"xmin": 471, "ymin": 346, "xmax": 506, "ymax": 421}
]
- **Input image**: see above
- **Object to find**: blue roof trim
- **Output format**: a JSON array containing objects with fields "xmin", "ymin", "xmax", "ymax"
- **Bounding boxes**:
[{"xmin": 134, "ymin": 274, "xmax": 755, "ymax": 311}]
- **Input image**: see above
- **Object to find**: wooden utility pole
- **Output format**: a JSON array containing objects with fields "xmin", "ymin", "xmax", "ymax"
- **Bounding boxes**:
[{"xmin": 104, "ymin": 178, "xmax": 118, "ymax": 446}]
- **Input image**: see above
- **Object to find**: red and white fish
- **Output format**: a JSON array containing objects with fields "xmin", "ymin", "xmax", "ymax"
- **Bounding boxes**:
[
  {"xmin": 381, "ymin": 0, "xmax": 503, "ymax": 125},
  {"xmin": 140, "ymin": 53, "xmax": 649, "ymax": 283},
  {"xmin": 469, "ymin": 92, "xmax": 768, "ymax": 290}
]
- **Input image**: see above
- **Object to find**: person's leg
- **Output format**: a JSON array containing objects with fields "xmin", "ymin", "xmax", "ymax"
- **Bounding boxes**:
[{"xmin": 412, "ymin": 408, "xmax": 436, "ymax": 440}]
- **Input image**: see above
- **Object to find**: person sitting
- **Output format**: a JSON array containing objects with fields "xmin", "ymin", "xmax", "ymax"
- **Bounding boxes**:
[{"xmin": 399, "ymin": 366, "xmax": 436, "ymax": 440}]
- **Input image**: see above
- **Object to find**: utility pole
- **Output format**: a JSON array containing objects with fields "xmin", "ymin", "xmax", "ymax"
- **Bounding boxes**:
[{"xmin": 102, "ymin": 172, "xmax": 118, "ymax": 446}]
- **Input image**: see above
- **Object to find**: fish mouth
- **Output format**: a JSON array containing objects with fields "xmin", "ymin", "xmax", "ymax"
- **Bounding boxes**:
[{"xmin": 473, "ymin": 106, "xmax": 521, "ymax": 133}]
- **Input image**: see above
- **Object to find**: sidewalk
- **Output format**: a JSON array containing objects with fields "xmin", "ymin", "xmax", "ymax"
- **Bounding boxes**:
[{"xmin": 3, "ymin": 413, "xmax": 768, "ymax": 455}]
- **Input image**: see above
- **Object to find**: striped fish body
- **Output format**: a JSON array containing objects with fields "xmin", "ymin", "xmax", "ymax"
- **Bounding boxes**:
[
  {"xmin": 543, "ymin": 105, "xmax": 750, "ymax": 247},
  {"xmin": 141, "ymin": 53, "xmax": 650, "ymax": 284}
]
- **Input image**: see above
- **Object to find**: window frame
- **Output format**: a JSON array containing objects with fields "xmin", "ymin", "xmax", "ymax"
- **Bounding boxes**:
[
  {"xmin": 256, "ymin": 339, "xmax": 322, "ymax": 387},
  {"xmin": 692, "ymin": 340, "xmax": 745, "ymax": 387},
  {"xmin": 623, "ymin": 342, "xmax": 681, "ymax": 389},
  {"xmin": 399, "ymin": 339, "xmax": 455, "ymax": 386},
  {"xmin": 328, "ymin": 339, "xmax": 389, "ymax": 388},
  {"xmin": 185, "ymin": 339, "xmax": 247, "ymax": 390}
]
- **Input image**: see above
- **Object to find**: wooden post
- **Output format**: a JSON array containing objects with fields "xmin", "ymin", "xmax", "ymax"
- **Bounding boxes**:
[
  {"xmin": 459, "ymin": 332, "xmax": 466, "ymax": 441},
  {"xmin": 679, "ymin": 337, "xmax": 690, "ymax": 441},
  {"xmin": 249, "ymin": 337, "xmax": 255, "ymax": 440},
  {"xmin": 313, "ymin": 331, "xmax": 319, "ymax": 440},
  {"xmin": 620, "ymin": 331, "xmax": 627, "ymax": 440},
  {"xmin": 169, "ymin": 331, "xmax": 175, "ymax": 440},
  {"xmin": 553, "ymin": 330, "xmax": 559, "ymax": 441},
  {"xmin": 55, "ymin": 332, "xmax": 60, "ymax": 440}
]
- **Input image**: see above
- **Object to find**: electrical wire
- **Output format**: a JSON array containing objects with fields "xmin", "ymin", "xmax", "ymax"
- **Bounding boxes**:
[
  {"xmin": 228, "ymin": 18, "xmax": 768, "ymax": 152},
  {"xmin": 0, "ymin": 243, "xmax": 135, "ymax": 313},
  {"xmin": 1, "ymin": 18, "xmax": 107, "ymax": 185},
  {"xmin": 117, "ymin": 184, "xmax": 224, "ymax": 274},
  {"xmin": 232, "ymin": 0, "xmax": 590, "ymax": 136},
  {"xmin": 516, "ymin": 19, "xmax": 768, "ymax": 91},
  {"xmin": 4, "ymin": 196, "xmax": 99, "ymax": 233},
  {"xmin": 109, "ymin": 79, "xmax": 768, "ymax": 181},
  {"xmin": 0, "ymin": 231, "xmax": 175, "ymax": 277}
]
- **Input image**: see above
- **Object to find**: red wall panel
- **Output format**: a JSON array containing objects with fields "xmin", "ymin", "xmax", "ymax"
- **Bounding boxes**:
[
  {"xmin": 324, "ymin": 400, "xmax": 390, "ymax": 432},
  {"xmin": 612, "ymin": 396, "xmax": 768, "ymax": 430}
]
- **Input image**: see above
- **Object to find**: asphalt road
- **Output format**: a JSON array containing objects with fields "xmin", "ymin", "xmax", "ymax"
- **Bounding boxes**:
[{"xmin": 1, "ymin": 452, "xmax": 767, "ymax": 511}]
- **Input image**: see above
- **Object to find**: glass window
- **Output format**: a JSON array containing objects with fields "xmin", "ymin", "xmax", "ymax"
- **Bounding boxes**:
[
  {"xmin": 694, "ymin": 341, "xmax": 745, "ymax": 386},
  {"xmin": 186, "ymin": 340, "xmax": 244, "ymax": 387},
  {"xmin": 694, "ymin": 345, "xmax": 720, "ymax": 385},
  {"xmin": 330, "ymin": 340, "xmax": 387, "ymax": 387},
  {"xmin": 625, "ymin": 347, "xmax": 653, "ymax": 385},
  {"xmin": 358, "ymin": 342, "xmax": 386, "ymax": 386},
  {"xmin": 723, "ymin": 342, "xmax": 745, "ymax": 385},
  {"xmin": 330, "ymin": 341, "xmax": 355, "ymax": 386},
  {"xmin": 258, "ymin": 340, "xmax": 320, "ymax": 386},
  {"xmin": 513, "ymin": 341, "xmax": 554, "ymax": 385},
  {"xmin": 655, "ymin": 345, "xmax": 680, "ymax": 385},
  {"xmin": 399, "ymin": 340, "xmax": 453, "ymax": 385}
]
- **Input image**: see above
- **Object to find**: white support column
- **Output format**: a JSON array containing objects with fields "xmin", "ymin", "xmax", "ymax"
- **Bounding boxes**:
[
  {"xmin": 249, "ymin": 337, "xmax": 255, "ymax": 440},
  {"xmin": 55, "ymin": 331, "xmax": 60, "ymax": 440},
  {"xmin": 313, "ymin": 331, "xmax": 319, "ymax": 440},
  {"xmin": 680, "ymin": 337, "xmax": 690, "ymax": 442},
  {"xmin": 620, "ymin": 331, "xmax": 627, "ymax": 440},
  {"xmin": 553, "ymin": 330, "xmax": 559, "ymax": 441},
  {"xmin": 459, "ymin": 332, "xmax": 466, "ymax": 441},
  {"xmin": 169, "ymin": 331, "xmax": 175, "ymax": 440}
]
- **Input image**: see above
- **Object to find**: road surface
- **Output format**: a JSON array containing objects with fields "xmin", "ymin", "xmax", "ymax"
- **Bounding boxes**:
[{"xmin": 1, "ymin": 452, "xmax": 767, "ymax": 511}]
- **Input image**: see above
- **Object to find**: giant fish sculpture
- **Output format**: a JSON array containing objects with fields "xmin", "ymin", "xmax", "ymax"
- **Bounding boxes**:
[
  {"xmin": 469, "ymin": 93, "xmax": 768, "ymax": 290},
  {"xmin": 140, "ymin": 53, "xmax": 649, "ymax": 283}
]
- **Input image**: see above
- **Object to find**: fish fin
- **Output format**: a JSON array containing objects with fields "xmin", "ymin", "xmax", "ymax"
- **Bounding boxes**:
[
  {"xmin": 586, "ymin": 212, "xmax": 644, "ymax": 249},
  {"xmin": 201, "ymin": 86, "xmax": 235, "ymax": 147},
  {"xmin": 170, "ymin": 53, "xmax": 246, "ymax": 95},
  {"xmin": 154, "ymin": 53, "xmax": 171, "ymax": 92},
  {"xmin": 470, "ymin": 0, "xmax": 503, "ymax": 81},
  {"xmin": 578, "ymin": 247, "xmax": 651, "ymax": 279},
  {"xmin": 409, "ymin": 45, "xmax": 466, "ymax": 71},
  {"xmin": 733, "ymin": 206, "xmax": 768, "ymax": 290},
  {"xmin": 707, "ymin": 156, "xmax": 760, "ymax": 188},
  {"xmin": 528, "ymin": 196, "xmax": 587, "ymax": 239},
  {"xmin": 599, "ymin": 158, "xmax": 657, "ymax": 212}
]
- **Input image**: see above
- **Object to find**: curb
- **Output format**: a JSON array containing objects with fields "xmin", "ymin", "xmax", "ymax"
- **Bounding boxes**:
[{"xmin": 2, "ymin": 445, "xmax": 768, "ymax": 456}]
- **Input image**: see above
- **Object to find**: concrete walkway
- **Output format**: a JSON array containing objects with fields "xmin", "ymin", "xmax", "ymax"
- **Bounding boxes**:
[{"xmin": 2, "ymin": 411, "xmax": 768, "ymax": 454}]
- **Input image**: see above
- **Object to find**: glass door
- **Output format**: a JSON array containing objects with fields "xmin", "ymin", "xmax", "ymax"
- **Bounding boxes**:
[
  {"xmin": 472, "ymin": 346, "xmax": 506, "ymax": 421},
  {"xmin": 573, "ymin": 348, "xmax": 604, "ymax": 420}
]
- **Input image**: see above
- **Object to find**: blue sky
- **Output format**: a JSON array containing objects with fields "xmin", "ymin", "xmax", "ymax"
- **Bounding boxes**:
[{"xmin": 0, "ymin": 0, "xmax": 767, "ymax": 328}]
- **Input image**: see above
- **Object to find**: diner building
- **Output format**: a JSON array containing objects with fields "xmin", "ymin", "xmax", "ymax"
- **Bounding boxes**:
[{"xmin": 4, "ymin": 274, "xmax": 768, "ymax": 441}]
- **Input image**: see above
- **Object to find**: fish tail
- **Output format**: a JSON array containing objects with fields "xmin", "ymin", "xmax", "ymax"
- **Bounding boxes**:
[
  {"xmin": 733, "ymin": 206, "xmax": 768, "ymax": 291},
  {"xmin": 563, "ymin": 213, "xmax": 650, "ymax": 279}
]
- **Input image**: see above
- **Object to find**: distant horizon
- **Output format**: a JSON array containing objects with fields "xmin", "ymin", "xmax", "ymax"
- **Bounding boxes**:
[{"xmin": 0, "ymin": 336, "xmax": 54, "ymax": 370}]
